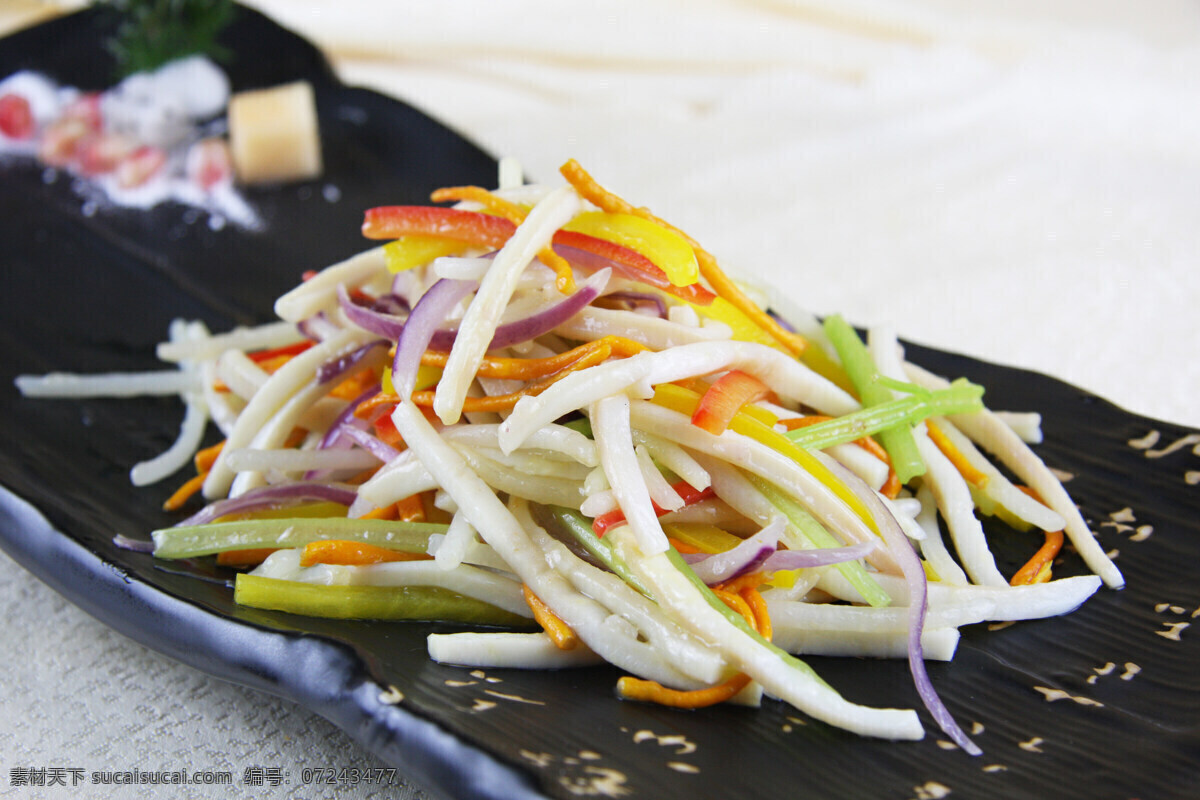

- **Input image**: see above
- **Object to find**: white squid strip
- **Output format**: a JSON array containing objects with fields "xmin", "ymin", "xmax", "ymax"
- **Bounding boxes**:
[
  {"xmin": 827, "ymin": 442, "xmax": 889, "ymax": 492},
  {"xmin": 632, "ymin": 431, "xmax": 710, "ymax": 491},
  {"xmin": 555, "ymin": 305, "xmax": 731, "ymax": 351},
  {"xmin": 204, "ymin": 329, "xmax": 372, "ymax": 498},
  {"xmin": 609, "ymin": 527, "xmax": 924, "ymax": 741},
  {"xmin": 773, "ymin": 625, "xmax": 960, "ymax": 662},
  {"xmin": 444, "ymin": 422, "xmax": 599, "ymax": 468},
  {"xmin": 251, "ymin": 549, "xmax": 530, "ymax": 617},
  {"xmin": 929, "ymin": 415, "xmax": 1065, "ymax": 533},
  {"xmin": 356, "ymin": 449, "xmax": 439, "ymax": 509},
  {"xmin": 819, "ymin": 570, "xmax": 1103, "ymax": 621},
  {"xmin": 157, "ymin": 320, "xmax": 302, "ymax": 363},
  {"xmin": 913, "ymin": 431, "xmax": 1008, "ymax": 587},
  {"xmin": 593, "ymin": 394, "xmax": 671, "ymax": 555},
  {"xmin": 991, "ymin": 411, "xmax": 1044, "ymax": 444},
  {"xmin": 428, "ymin": 632, "xmax": 604, "ymax": 670},
  {"xmin": 389, "ymin": 401, "xmax": 709, "ymax": 689},
  {"xmin": 434, "ymin": 186, "xmax": 582, "ymax": 425},
  {"xmin": 522, "ymin": 504, "xmax": 727, "ymax": 685},
  {"xmin": 905, "ymin": 363, "xmax": 1124, "ymax": 589},
  {"xmin": 15, "ymin": 369, "xmax": 200, "ymax": 398},
  {"xmin": 215, "ymin": 349, "xmax": 269, "ymax": 400},
  {"xmin": 627, "ymin": 401, "xmax": 901, "ymax": 576},
  {"xmin": 434, "ymin": 511, "xmax": 478, "ymax": 572},
  {"xmin": 636, "ymin": 444, "xmax": 685, "ymax": 512},
  {"xmin": 223, "ymin": 447, "xmax": 380, "ymax": 474},
  {"xmin": 500, "ymin": 340, "xmax": 859, "ymax": 455},
  {"xmin": 913, "ymin": 485, "xmax": 969, "ymax": 586},
  {"xmin": 452, "ymin": 444, "xmax": 587, "ymax": 509},
  {"xmin": 273, "ymin": 246, "xmax": 388, "ymax": 323}
]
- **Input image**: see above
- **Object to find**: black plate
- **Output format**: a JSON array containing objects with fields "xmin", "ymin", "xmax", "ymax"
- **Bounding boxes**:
[{"xmin": 2, "ymin": 7, "xmax": 1198, "ymax": 800}]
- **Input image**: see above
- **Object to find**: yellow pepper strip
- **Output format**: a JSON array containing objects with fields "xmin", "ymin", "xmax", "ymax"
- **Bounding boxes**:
[
  {"xmin": 564, "ymin": 211, "xmax": 699, "ymax": 287},
  {"xmin": 431, "ymin": 185, "xmax": 576, "ymax": 293},
  {"xmin": 383, "ymin": 236, "xmax": 468, "ymax": 273},
  {"xmin": 298, "ymin": 540, "xmax": 433, "ymax": 568},
  {"xmin": 652, "ymin": 384, "xmax": 880, "ymax": 536},
  {"xmin": 215, "ymin": 548, "xmax": 279, "ymax": 567},
  {"xmin": 925, "ymin": 420, "xmax": 990, "ymax": 488},
  {"xmin": 559, "ymin": 159, "xmax": 807, "ymax": 355},
  {"xmin": 522, "ymin": 584, "xmax": 579, "ymax": 650},
  {"xmin": 662, "ymin": 522, "xmax": 744, "ymax": 555}
]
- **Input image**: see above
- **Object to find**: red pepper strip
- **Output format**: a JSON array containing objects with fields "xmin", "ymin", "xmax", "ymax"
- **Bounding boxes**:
[
  {"xmin": 592, "ymin": 481, "xmax": 716, "ymax": 536},
  {"xmin": 361, "ymin": 205, "xmax": 716, "ymax": 306},
  {"xmin": 247, "ymin": 340, "xmax": 314, "ymax": 363},
  {"xmin": 363, "ymin": 205, "xmax": 517, "ymax": 247},
  {"xmin": 691, "ymin": 370, "xmax": 771, "ymax": 436}
]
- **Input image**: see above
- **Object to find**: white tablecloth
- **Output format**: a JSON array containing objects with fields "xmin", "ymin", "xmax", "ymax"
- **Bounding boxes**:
[{"xmin": 2, "ymin": 1, "xmax": 1198, "ymax": 798}]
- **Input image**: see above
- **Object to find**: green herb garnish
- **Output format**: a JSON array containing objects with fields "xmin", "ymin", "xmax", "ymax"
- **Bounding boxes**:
[{"xmin": 95, "ymin": 0, "xmax": 235, "ymax": 77}]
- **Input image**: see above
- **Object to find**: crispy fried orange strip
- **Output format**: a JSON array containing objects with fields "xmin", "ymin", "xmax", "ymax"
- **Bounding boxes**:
[
  {"xmin": 216, "ymin": 548, "xmax": 278, "ymax": 567},
  {"xmin": 431, "ymin": 185, "xmax": 577, "ymax": 293},
  {"xmin": 411, "ymin": 342, "xmax": 612, "ymax": 413},
  {"xmin": 162, "ymin": 472, "xmax": 207, "ymax": 512},
  {"xmin": 522, "ymin": 585, "xmax": 579, "ymax": 650},
  {"xmin": 298, "ymin": 540, "xmax": 433, "ymax": 567},
  {"xmin": 1010, "ymin": 486, "xmax": 1065, "ymax": 586},
  {"xmin": 194, "ymin": 441, "xmax": 225, "ymax": 472},
  {"xmin": 926, "ymin": 419, "xmax": 989, "ymax": 488},
  {"xmin": 616, "ymin": 673, "xmax": 753, "ymax": 708},
  {"xmin": 559, "ymin": 159, "xmax": 806, "ymax": 355},
  {"xmin": 617, "ymin": 572, "xmax": 768, "ymax": 709}
]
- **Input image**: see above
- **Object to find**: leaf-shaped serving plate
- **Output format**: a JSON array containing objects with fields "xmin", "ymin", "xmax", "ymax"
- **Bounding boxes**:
[{"xmin": 1, "ymin": 7, "xmax": 1197, "ymax": 799}]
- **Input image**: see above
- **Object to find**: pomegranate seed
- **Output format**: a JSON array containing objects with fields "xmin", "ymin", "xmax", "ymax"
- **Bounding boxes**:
[
  {"xmin": 61, "ymin": 92, "xmax": 103, "ymax": 132},
  {"xmin": 0, "ymin": 93, "xmax": 34, "ymax": 139},
  {"xmin": 38, "ymin": 117, "xmax": 91, "ymax": 165},
  {"xmin": 116, "ymin": 145, "xmax": 167, "ymax": 188},
  {"xmin": 186, "ymin": 137, "xmax": 232, "ymax": 190},
  {"xmin": 76, "ymin": 133, "xmax": 137, "ymax": 176}
]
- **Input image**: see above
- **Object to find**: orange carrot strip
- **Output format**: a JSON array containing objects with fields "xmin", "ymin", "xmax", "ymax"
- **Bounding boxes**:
[
  {"xmin": 395, "ymin": 493, "xmax": 427, "ymax": 523},
  {"xmin": 419, "ymin": 337, "xmax": 614, "ymax": 381},
  {"xmin": 712, "ymin": 588, "xmax": 757, "ymax": 631},
  {"xmin": 1010, "ymin": 486, "xmax": 1066, "ymax": 586},
  {"xmin": 430, "ymin": 185, "xmax": 576, "ymax": 292},
  {"xmin": 162, "ymin": 472, "xmax": 207, "ymax": 512},
  {"xmin": 359, "ymin": 503, "xmax": 399, "ymax": 521},
  {"xmin": 926, "ymin": 419, "xmax": 989, "ymax": 488},
  {"xmin": 740, "ymin": 586, "xmax": 773, "ymax": 641},
  {"xmin": 667, "ymin": 537, "xmax": 703, "ymax": 555},
  {"xmin": 194, "ymin": 440, "xmax": 225, "ymax": 472},
  {"xmin": 298, "ymin": 540, "xmax": 433, "ymax": 568},
  {"xmin": 559, "ymin": 159, "xmax": 806, "ymax": 355},
  {"xmin": 616, "ymin": 672, "xmax": 753, "ymax": 709},
  {"xmin": 522, "ymin": 584, "xmax": 579, "ymax": 650},
  {"xmin": 216, "ymin": 548, "xmax": 278, "ymax": 567}
]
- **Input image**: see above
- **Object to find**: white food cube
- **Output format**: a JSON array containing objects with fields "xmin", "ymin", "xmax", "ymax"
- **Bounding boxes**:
[{"xmin": 228, "ymin": 80, "xmax": 322, "ymax": 184}]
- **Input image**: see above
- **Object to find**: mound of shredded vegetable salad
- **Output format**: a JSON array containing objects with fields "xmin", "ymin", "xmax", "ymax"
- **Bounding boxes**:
[{"xmin": 16, "ymin": 157, "xmax": 1123, "ymax": 754}]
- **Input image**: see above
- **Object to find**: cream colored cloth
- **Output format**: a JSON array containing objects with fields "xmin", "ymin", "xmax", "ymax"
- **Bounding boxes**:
[{"xmin": 2, "ymin": 2, "xmax": 1199, "ymax": 799}]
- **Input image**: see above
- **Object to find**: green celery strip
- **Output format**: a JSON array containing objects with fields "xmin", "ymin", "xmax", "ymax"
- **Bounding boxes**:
[
  {"xmin": 234, "ymin": 574, "xmax": 532, "ymax": 626},
  {"xmin": 152, "ymin": 517, "xmax": 448, "ymax": 560},
  {"xmin": 750, "ymin": 476, "xmax": 892, "ymax": 608},
  {"xmin": 530, "ymin": 504, "xmax": 651, "ymax": 597},
  {"xmin": 785, "ymin": 378, "xmax": 983, "ymax": 451},
  {"xmin": 822, "ymin": 315, "xmax": 927, "ymax": 483}
]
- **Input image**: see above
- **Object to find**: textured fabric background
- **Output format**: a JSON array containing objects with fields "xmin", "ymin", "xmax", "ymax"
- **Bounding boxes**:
[{"xmin": 1, "ymin": 1, "xmax": 1198, "ymax": 798}]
